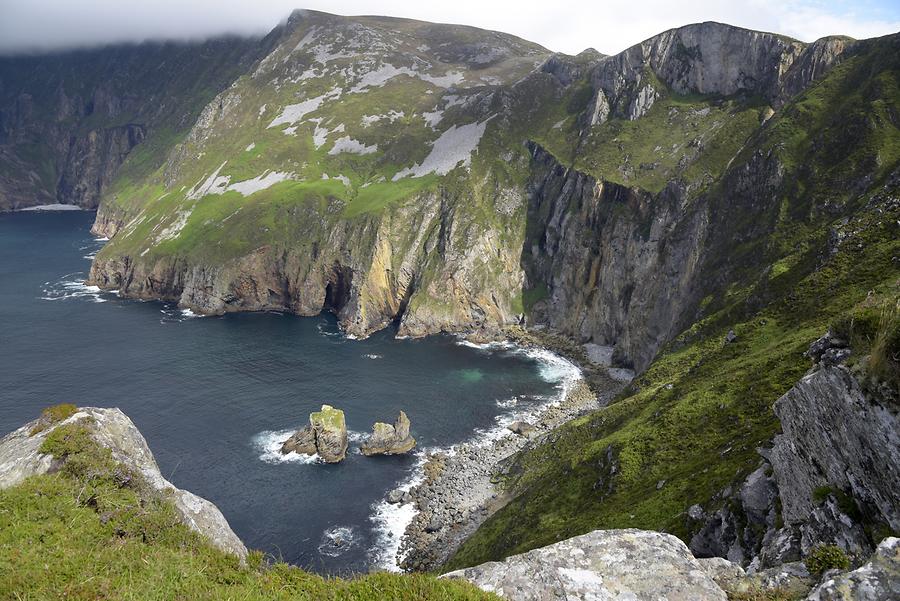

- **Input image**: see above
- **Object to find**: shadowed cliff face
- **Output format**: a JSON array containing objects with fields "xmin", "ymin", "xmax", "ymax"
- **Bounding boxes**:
[
  {"xmin": 0, "ymin": 36, "xmax": 268, "ymax": 210},
  {"xmin": 522, "ymin": 143, "xmax": 708, "ymax": 372}
]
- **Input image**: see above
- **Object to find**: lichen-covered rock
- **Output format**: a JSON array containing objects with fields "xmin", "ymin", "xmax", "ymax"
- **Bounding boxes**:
[
  {"xmin": 310, "ymin": 404, "xmax": 347, "ymax": 462},
  {"xmin": 698, "ymin": 557, "xmax": 747, "ymax": 592},
  {"xmin": 0, "ymin": 407, "xmax": 247, "ymax": 559},
  {"xmin": 361, "ymin": 411, "xmax": 416, "ymax": 456},
  {"xmin": 770, "ymin": 365, "xmax": 900, "ymax": 536},
  {"xmin": 442, "ymin": 529, "xmax": 727, "ymax": 600},
  {"xmin": 281, "ymin": 404, "xmax": 348, "ymax": 462},
  {"xmin": 806, "ymin": 537, "xmax": 900, "ymax": 600}
]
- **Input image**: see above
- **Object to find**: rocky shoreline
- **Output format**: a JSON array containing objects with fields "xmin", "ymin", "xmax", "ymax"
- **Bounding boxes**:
[{"xmin": 390, "ymin": 333, "xmax": 627, "ymax": 572}]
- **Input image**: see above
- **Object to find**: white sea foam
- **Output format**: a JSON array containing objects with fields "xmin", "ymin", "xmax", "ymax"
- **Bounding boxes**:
[
  {"xmin": 369, "ymin": 449, "xmax": 432, "ymax": 571},
  {"xmin": 41, "ymin": 275, "xmax": 107, "ymax": 303},
  {"xmin": 318, "ymin": 526, "xmax": 357, "ymax": 557},
  {"xmin": 496, "ymin": 397, "xmax": 518, "ymax": 408},
  {"xmin": 363, "ymin": 353, "xmax": 382, "ymax": 359},
  {"xmin": 252, "ymin": 429, "xmax": 320, "ymax": 465},
  {"xmin": 369, "ymin": 340, "xmax": 583, "ymax": 570}
]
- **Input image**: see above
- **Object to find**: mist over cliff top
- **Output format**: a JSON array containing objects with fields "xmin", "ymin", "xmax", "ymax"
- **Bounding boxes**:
[{"xmin": 1, "ymin": 0, "xmax": 898, "ymax": 56}]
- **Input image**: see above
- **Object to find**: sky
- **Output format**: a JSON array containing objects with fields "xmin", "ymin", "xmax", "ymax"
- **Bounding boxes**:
[{"xmin": 0, "ymin": 0, "xmax": 898, "ymax": 56}]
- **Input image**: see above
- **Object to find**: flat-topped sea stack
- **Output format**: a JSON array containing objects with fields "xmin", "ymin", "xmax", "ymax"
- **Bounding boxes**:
[
  {"xmin": 361, "ymin": 411, "xmax": 416, "ymax": 456},
  {"xmin": 281, "ymin": 404, "xmax": 348, "ymax": 463}
]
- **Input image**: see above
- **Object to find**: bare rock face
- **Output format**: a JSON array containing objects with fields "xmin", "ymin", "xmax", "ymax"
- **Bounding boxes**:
[
  {"xmin": 280, "ymin": 404, "xmax": 348, "ymax": 463},
  {"xmin": 442, "ymin": 529, "xmax": 727, "ymax": 600},
  {"xmin": 806, "ymin": 537, "xmax": 900, "ymax": 601},
  {"xmin": 360, "ymin": 411, "xmax": 416, "ymax": 456},
  {"xmin": 0, "ymin": 407, "xmax": 247, "ymax": 559},
  {"xmin": 770, "ymin": 365, "xmax": 900, "ymax": 538},
  {"xmin": 280, "ymin": 425, "xmax": 317, "ymax": 455}
]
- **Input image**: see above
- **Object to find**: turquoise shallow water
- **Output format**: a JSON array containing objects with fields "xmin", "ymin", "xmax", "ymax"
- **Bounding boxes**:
[{"xmin": 0, "ymin": 210, "xmax": 574, "ymax": 574}]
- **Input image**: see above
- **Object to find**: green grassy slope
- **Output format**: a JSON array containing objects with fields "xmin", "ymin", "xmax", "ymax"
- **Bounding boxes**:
[
  {"xmin": 447, "ymin": 34, "xmax": 900, "ymax": 570},
  {"xmin": 0, "ymin": 418, "xmax": 495, "ymax": 600}
]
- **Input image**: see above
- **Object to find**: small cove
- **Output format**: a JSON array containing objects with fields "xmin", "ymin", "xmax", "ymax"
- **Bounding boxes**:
[{"xmin": 0, "ymin": 210, "xmax": 577, "ymax": 574}]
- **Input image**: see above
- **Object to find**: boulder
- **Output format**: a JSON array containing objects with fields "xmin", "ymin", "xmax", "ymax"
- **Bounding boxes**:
[
  {"xmin": 506, "ymin": 421, "xmax": 536, "ymax": 437},
  {"xmin": 442, "ymin": 529, "xmax": 727, "ymax": 600},
  {"xmin": 280, "ymin": 425, "xmax": 316, "ymax": 455},
  {"xmin": 806, "ymin": 537, "xmax": 899, "ymax": 600},
  {"xmin": 0, "ymin": 407, "xmax": 247, "ymax": 559},
  {"xmin": 280, "ymin": 404, "xmax": 347, "ymax": 463},
  {"xmin": 698, "ymin": 557, "xmax": 747, "ymax": 592},
  {"xmin": 361, "ymin": 411, "xmax": 416, "ymax": 456}
]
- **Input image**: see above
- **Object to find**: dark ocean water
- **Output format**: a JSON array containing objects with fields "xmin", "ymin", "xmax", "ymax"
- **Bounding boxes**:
[{"xmin": 0, "ymin": 210, "xmax": 577, "ymax": 574}]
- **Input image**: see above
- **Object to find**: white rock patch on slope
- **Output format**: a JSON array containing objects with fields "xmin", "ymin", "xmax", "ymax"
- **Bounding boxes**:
[
  {"xmin": 187, "ymin": 162, "xmax": 293, "ymax": 201},
  {"xmin": 155, "ymin": 208, "xmax": 193, "ymax": 243},
  {"xmin": 328, "ymin": 136, "xmax": 377, "ymax": 155},
  {"xmin": 392, "ymin": 118, "xmax": 492, "ymax": 180},
  {"xmin": 268, "ymin": 90, "xmax": 340, "ymax": 129},
  {"xmin": 226, "ymin": 171, "xmax": 292, "ymax": 196}
]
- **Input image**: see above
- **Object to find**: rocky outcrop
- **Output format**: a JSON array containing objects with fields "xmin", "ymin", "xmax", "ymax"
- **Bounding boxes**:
[
  {"xmin": 688, "ymin": 463, "xmax": 782, "ymax": 567},
  {"xmin": 0, "ymin": 407, "xmax": 247, "ymax": 559},
  {"xmin": 443, "ymin": 529, "xmax": 728, "ymax": 600},
  {"xmin": 360, "ymin": 411, "xmax": 416, "ymax": 456},
  {"xmin": 584, "ymin": 22, "xmax": 849, "ymax": 126},
  {"xmin": 807, "ymin": 537, "xmax": 900, "ymax": 601},
  {"xmin": 770, "ymin": 364, "xmax": 900, "ymax": 546},
  {"xmin": 281, "ymin": 404, "xmax": 348, "ymax": 463}
]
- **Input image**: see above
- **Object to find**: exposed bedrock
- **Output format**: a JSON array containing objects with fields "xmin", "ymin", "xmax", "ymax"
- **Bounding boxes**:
[
  {"xmin": 583, "ymin": 22, "xmax": 849, "ymax": 126},
  {"xmin": 522, "ymin": 142, "xmax": 708, "ymax": 372},
  {"xmin": 89, "ymin": 184, "xmax": 528, "ymax": 341},
  {"xmin": 0, "ymin": 407, "xmax": 247, "ymax": 559}
]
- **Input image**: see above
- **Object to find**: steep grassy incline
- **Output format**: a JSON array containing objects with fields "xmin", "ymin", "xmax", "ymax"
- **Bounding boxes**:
[
  {"xmin": 448, "ymin": 33, "xmax": 900, "ymax": 569},
  {"xmin": 0, "ymin": 35, "xmax": 268, "ymax": 210},
  {"xmin": 0, "ymin": 416, "xmax": 495, "ymax": 600}
]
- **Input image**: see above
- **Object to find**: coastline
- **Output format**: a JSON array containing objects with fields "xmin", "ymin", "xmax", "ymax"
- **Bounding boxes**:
[{"xmin": 374, "ymin": 331, "xmax": 627, "ymax": 573}]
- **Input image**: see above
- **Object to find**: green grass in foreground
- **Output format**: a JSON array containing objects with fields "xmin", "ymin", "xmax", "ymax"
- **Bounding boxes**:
[{"xmin": 0, "ymin": 420, "xmax": 496, "ymax": 600}]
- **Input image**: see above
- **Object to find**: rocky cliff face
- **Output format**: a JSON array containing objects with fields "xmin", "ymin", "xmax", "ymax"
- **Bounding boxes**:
[
  {"xmin": 771, "ymin": 363, "xmax": 900, "ymax": 555},
  {"xmin": 79, "ymin": 14, "xmax": 873, "ymax": 374},
  {"xmin": 0, "ymin": 406, "xmax": 247, "ymax": 558},
  {"xmin": 522, "ymin": 143, "xmax": 708, "ymax": 371}
]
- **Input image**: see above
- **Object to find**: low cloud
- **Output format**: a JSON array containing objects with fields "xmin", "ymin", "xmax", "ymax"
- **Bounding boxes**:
[{"xmin": 0, "ymin": 0, "xmax": 897, "ymax": 56}]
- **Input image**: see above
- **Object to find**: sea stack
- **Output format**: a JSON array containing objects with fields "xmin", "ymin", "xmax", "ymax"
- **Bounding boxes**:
[
  {"xmin": 281, "ymin": 404, "xmax": 348, "ymax": 463},
  {"xmin": 361, "ymin": 411, "xmax": 416, "ymax": 456}
]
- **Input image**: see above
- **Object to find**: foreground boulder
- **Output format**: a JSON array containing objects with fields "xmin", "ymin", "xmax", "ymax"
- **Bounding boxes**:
[
  {"xmin": 280, "ymin": 404, "xmax": 348, "ymax": 463},
  {"xmin": 0, "ymin": 406, "xmax": 247, "ymax": 559},
  {"xmin": 442, "ymin": 529, "xmax": 727, "ymax": 600},
  {"xmin": 360, "ymin": 411, "xmax": 416, "ymax": 456}
]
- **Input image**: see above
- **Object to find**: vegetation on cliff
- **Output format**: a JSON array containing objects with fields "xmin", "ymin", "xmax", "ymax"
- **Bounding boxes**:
[{"xmin": 448, "ymin": 33, "xmax": 900, "ymax": 569}]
